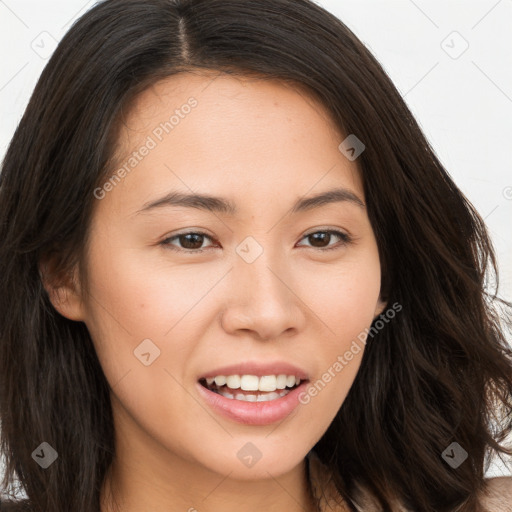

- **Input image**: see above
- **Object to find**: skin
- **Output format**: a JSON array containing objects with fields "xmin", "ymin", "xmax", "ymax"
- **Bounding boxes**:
[{"xmin": 45, "ymin": 70, "xmax": 386, "ymax": 512}]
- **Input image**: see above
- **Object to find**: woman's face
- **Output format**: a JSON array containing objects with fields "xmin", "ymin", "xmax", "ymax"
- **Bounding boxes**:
[{"xmin": 58, "ymin": 71, "xmax": 385, "ymax": 481}]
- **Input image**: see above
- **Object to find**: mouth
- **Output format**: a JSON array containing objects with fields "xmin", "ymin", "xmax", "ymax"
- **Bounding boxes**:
[
  {"xmin": 198, "ymin": 375, "xmax": 307, "ymax": 403},
  {"xmin": 196, "ymin": 373, "xmax": 311, "ymax": 425}
]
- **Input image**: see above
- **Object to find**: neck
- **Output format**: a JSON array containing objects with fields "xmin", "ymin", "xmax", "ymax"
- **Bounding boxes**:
[
  {"xmin": 100, "ymin": 456, "xmax": 318, "ymax": 512},
  {"xmin": 99, "ymin": 402, "xmax": 318, "ymax": 512}
]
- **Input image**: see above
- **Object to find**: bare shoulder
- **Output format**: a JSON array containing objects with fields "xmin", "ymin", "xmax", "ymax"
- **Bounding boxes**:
[{"xmin": 478, "ymin": 476, "xmax": 512, "ymax": 512}]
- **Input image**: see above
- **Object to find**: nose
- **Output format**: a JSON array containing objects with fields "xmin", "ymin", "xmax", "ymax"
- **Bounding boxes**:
[{"xmin": 220, "ymin": 247, "xmax": 306, "ymax": 341}]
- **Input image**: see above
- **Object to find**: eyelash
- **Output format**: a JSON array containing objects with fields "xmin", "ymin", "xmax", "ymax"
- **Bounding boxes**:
[{"xmin": 159, "ymin": 229, "xmax": 353, "ymax": 254}]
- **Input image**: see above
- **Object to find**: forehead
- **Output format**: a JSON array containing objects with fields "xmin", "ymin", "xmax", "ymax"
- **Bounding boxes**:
[
  {"xmin": 115, "ymin": 70, "xmax": 343, "ymax": 149},
  {"xmin": 100, "ymin": 70, "xmax": 363, "ymax": 217},
  {"xmin": 123, "ymin": 70, "xmax": 337, "ymax": 127}
]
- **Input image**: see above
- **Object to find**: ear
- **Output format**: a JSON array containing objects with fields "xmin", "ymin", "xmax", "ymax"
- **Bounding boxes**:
[
  {"xmin": 373, "ymin": 296, "xmax": 387, "ymax": 319},
  {"xmin": 39, "ymin": 256, "xmax": 86, "ymax": 322}
]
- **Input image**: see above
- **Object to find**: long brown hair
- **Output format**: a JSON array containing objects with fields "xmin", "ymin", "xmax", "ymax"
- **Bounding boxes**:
[{"xmin": 1, "ymin": 1, "xmax": 511, "ymax": 511}]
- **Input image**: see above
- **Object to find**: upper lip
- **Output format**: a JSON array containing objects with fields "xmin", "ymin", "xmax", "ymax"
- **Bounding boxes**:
[{"xmin": 198, "ymin": 361, "xmax": 310, "ymax": 381}]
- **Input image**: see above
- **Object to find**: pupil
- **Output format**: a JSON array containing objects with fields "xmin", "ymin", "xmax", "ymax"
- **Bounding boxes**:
[
  {"xmin": 309, "ymin": 232, "xmax": 329, "ymax": 247},
  {"xmin": 181, "ymin": 233, "xmax": 203, "ymax": 249}
]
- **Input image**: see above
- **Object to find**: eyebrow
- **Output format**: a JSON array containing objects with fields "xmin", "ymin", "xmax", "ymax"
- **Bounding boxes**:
[{"xmin": 135, "ymin": 186, "xmax": 365, "ymax": 216}]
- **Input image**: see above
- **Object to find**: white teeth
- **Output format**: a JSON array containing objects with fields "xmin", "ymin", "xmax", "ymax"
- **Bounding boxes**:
[
  {"xmin": 204, "ymin": 374, "xmax": 302, "ymax": 392},
  {"xmin": 216, "ymin": 388, "xmax": 290, "ymax": 401},
  {"xmin": 259, "ymin": 375, "xmax": 277, "ymax": 392},
  {"xmin": 276, "ymin": 374, "xmax": 288, "ymax": 389},
  {"xmin": 214, "ymin": 375, "xmax": 226, "ymax": 386},
  {"xmin": 226, "ymin": 375, "xmax": 241, "ymax": 389},
  {"xmin": 257, "ymin": 391, "xmax": 280, "ymax": 401},
  {"xmin": 240, "ymin": 375, "xmax": 259, "ymax": 391}
]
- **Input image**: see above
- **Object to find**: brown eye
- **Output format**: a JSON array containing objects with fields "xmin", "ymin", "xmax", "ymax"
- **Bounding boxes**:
[
  {"xmin": 161, "ymin": 231, "xmax": 216, "ymax": 253},
  {"xmin": 297, "ymin": 230, "xmax": 352, "ymax": 251},
  {"xmin": 160, "ymin": 229, "xmax": 352, "ymax": 254},
  {"xmin": 177, "ymin": 233, "xmax": 207, "ymax": 250}
]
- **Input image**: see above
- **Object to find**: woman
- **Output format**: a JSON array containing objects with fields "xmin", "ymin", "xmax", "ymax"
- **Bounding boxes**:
[{"xmin": 0, "ymin": 1, "xmax": 511, "ymax": 511}]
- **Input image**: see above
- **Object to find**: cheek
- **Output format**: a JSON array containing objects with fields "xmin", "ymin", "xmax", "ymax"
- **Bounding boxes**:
[
  {"xmin": 84, "ymin": 238, "xmax": 193, "ymax": 337},
  {"xmin": 81, "ymin": 237, "xmax": 202, "ymax": 394},
  {"xmin": 297, "ymin": 251, "xmax": 380, "ymax": 408},
  {"xmin": 302, "ymin": 252, "xmax": 382, "ymax": 342}
]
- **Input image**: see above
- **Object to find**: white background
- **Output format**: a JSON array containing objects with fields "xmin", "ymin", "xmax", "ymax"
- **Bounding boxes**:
[{"xmin": 0, "ymin": 0, "xmax": 511, "ymax": 492}]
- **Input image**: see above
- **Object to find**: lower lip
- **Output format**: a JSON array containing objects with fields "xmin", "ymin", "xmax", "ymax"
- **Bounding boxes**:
[{"xmin": 196, "ymin": 380, "xmax": 309, "ymax": 426}]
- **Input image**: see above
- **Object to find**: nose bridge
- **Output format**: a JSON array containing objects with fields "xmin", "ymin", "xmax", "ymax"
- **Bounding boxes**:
[
  {"xmin": 221, "ymin": 233, "xmax": 304, "ymax": 339},
  {"xmin": 237, "ymin": 233, "xmax": 290, "ymax": 302}
]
